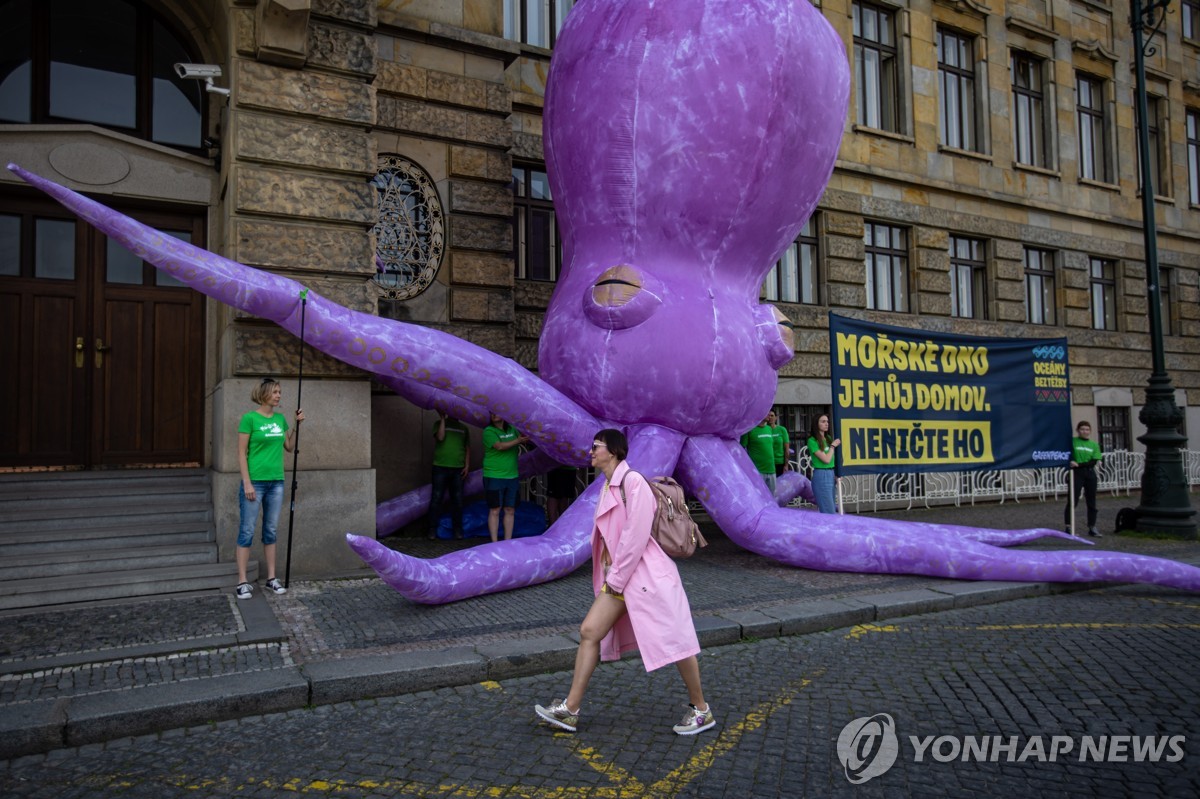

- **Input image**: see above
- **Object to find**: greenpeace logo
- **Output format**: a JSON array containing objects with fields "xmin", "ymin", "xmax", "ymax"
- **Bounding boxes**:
[
  {"xmin": 1032, "ymin": 449, "xmax": 1071, "ymax": 462},
  {"xmin": 837, "ymin": 715, "xmax": 1186, "ymax": 784}
]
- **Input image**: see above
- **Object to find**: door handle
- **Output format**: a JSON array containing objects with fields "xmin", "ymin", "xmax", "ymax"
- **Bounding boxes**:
[
  {"xmin": 95, "ymin": 338, "xmax": 111, "ymax": 368},
  {"xmin": 75, "ymin": 337, "xmax": 84, "ymax": 368}
]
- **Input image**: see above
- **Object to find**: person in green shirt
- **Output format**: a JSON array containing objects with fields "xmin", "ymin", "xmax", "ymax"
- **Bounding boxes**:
[
  {"xmin": 483, "ymin": 413, "xmax": 528, "ymax": 542},
  {"xmin": 236, "ymin": 378, "xmax": 305, "ymax": 600},
  {"xmin": 1064, "ymin": 420, "xmax": 1104, "ymax": 537},
  {"xmin": 768, "ymin": 410, "xmax": 791, "ymax": 477},
  {"xmin": 807, "ymin": 413, "xmax": 840, "ymax": 514},
  {"xmin": 740, "ymin": 415, "xmax": 777, "ymax": 493},
  {"xmin": 427, "ymin": 410, "xmax": 471, "ymax": 540}
]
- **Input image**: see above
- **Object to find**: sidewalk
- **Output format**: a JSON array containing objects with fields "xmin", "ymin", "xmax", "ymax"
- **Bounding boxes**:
[{"xmin": 2, "ymin": 494, "xmax": 1196, "ymax": 759}]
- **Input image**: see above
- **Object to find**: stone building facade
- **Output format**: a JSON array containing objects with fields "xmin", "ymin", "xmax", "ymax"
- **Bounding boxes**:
[{"xmin": 1, "ymin": 0, "xmax": 1196, "ymax": 575}]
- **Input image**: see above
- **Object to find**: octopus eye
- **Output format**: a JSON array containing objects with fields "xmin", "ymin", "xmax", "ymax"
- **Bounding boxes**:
[
  {"xmin": 583, "ymin": 264, "xmax": 663, "ymax": 329},
  {"xmin": 756, "ymin": 304, "xmax": 795, "ymax": 369}
]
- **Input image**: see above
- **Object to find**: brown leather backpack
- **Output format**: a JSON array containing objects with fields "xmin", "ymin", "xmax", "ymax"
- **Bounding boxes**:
[{"xmin": 617, "ymin": 472, "xmax": 708, "ymax": 558}]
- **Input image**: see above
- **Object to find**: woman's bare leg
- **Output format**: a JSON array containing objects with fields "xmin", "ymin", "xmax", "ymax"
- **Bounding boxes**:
[
  {"xmin": 675, "ymin": 655, "xmax": 707, "ymax": 710},
  {"xmin": 564, "ymin": 592, "xmax": 627, "ymax": 712}
]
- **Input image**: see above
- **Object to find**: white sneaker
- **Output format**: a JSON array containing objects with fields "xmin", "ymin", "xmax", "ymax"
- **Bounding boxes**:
[
  {"xmin": 235, "ymin": 582, "xmax": 253, "ymax": 600},
  {"xmin": 673, "ymin": 703, "xmax": 716, "ymax": 735},
  {"xmin": 265, "ymin": 577, "xmax": 287, "ymax": 595}
]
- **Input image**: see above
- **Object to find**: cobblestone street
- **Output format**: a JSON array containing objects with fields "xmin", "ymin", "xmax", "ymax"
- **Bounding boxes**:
[{"xmin": 3, "ymin": 582, "xmax": 1197, "ymax": 798}]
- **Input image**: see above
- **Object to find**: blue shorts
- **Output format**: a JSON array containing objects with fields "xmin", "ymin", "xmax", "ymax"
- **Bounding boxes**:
[
  {"xmin": 484, "ymin": 477, "xmax": 519, "ymax": 509},
  {"xmin": 238, "ymin": 480, "xmax": 284, "ymax": 547}
]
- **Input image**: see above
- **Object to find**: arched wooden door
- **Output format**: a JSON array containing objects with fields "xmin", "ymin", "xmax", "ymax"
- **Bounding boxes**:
[{"xmin": 0, "ymin": 191, "xmax": 205, "ymax": 468}]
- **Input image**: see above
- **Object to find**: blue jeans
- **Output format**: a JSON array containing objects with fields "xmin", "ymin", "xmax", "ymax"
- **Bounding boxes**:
[
  {"xmin": 812, "ymin": 469, "xmax": 837, "ymax": 514},
  {"xmin": 238, "ymin": 480, "xmax": 284, "ymax": 547},
  {"xmin": 428, "ymin": 465, "xmax": 465, "ymax": 535},
  {"xmin": 484, "ymin": 476, "xmax": 519, "ymax": 509}
]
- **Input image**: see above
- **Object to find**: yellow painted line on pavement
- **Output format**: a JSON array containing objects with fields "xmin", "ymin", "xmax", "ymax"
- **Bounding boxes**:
[
  {"xmin": 480, "ymin": 680, "xmax": 503, "ymax": 691},
  {"xmin": 133, "ymin": 670, "xmax": 826, "ymax": 797},
  {"xmin": 1139, "ymin": 597, "xmax": 1200, "ymax": 610},
  {"xmin": 843, "ymin": 624, "xmax": 901, "ymax": 640}
]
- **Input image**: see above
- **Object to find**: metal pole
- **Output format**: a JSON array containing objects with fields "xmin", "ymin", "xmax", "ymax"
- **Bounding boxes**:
[
  {"xmin": 284, "ymin": 288, "xmax": 309, "ymax": 586},
  {"xmin": 1129, "ymin": 0, "xmax": 1196, "ymax": 538}
]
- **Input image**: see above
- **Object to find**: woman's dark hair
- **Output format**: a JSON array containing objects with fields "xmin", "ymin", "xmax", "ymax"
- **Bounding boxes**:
[
  {"xmin": 809, "ymin": 415, "xmax": 829, "ymax": 449},
  {"xmin": 594, "ymin": 428, "xmax": 628, "ymax": 461}
]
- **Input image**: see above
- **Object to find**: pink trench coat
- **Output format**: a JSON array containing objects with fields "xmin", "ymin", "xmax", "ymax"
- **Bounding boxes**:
[{"xmin": 592, "ymin": 461, "xmax": 701, "ymax": 672}]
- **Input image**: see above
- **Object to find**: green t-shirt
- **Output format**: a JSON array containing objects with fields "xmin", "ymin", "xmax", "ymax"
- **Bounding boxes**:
[
  {"xmin": 808, "ymin": 436, "xmax": 836, "ymax": 470},
  {"xmin": 740, "ymin": 424, "xmax": 776, "ymax": 475},
  {"xmin": 432, "ymin": 418, "xmax": 468, "ymax": 468},
  {"xmin": 771, "ymin": 425, "xmax": 789, "ymax": 464},
  {"xmin": 239, "ymin": 410, "xmax": 288, "ymax": 481},
  {"xmin": 1071, "ymin": 437, "xmax": 1103, "ymax": 466},
  {"xmin": 482, "ymin": 425, "xmax": 520, "ymax": 479}
]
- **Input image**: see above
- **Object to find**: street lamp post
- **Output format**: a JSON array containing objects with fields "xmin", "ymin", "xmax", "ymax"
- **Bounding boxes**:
[{"xmin": 1129, "ymin": 0, "xmax": 1197, "ymax": 538}]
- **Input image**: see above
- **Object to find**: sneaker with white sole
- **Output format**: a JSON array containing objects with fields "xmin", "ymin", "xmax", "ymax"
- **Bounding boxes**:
[
  {"xmin": 265, "ymin": 577, "xmax": 287, "ymax": 595},
  {"xmin": 534, "ymin": 699, "xmax": 579, "ymax": 732},
  {"xmin": 673, "ymin": 703, "xmax": 716, "ymax": 735},
  {"xmin": 235, "ymin": 582, "xmax": 253, "ymax": 600}
]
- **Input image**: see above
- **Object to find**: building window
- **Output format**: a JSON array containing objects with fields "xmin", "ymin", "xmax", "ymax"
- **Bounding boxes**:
[
  {"xmin": 1024, "ymin": 248, "xmax": 1056, "ymax": 325},
  {"xmin": 1076, "ymin": 74, "xmax": 1109, "ymax": 182},
  {"xmin": 1159, "ymin": 267, "xmax": 1175, "ymax": 336},
  {"xmin": 512, "ymin": 164, "xmax": 561, "ymax": 281},
  {"xmin": 1098, "ymin": 406, "xmax": 1130, "ymax": 452},
  {"xmin": 853, "ymin": 2, "xmax": 901, "ymax": 132},
  {"xmin": 0, "ymin": 0, "xmax": 204, "ymax": 149},
  {"xmin": 864, "ymin": 222, "xmax": 908, "ymax": 312},
  {"xmin": 503, "ymin": 0, "xmax": 575, "ymax": 48},
  {"xmin": 1184, "ymin": 0, "xmax": 1199, "ymax": 40},
  {"xmin": 949, "ymin": 237, "xmax": 987, "ymax": 319},
  {"xmin": 1187, "ymin": 108, "xmax": 1199, "ymax": 205},
  {"xmin": 370, "ymin": 155, "xmax": 445, "ymax": 300},
  {"xmin": 764, "ymin": 217, "xmax": 819, "ymax": 304},
  {"xmin": 1011, "ymin": 52, "xmax": 1047, "ymax": 168},
  {"xmin": 1136, "ymin": 96, "xmax": 1169, "ymax": 196},
  {"xmin": 937, "ymin": 28, "xmax": 978, "ymax": 151},
  {"xmin": 1089, "ymin": 257, "xmax": 1117, "ymax": 331}
]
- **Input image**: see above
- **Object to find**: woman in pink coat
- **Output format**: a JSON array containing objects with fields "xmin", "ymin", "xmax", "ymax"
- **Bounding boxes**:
[{"xmin": 535, "ymin": 429, "xmax": 715, "ymax": 735}]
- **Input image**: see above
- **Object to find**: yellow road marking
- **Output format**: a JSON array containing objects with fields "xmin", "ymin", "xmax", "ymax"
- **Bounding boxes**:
[
  {"xmin": 844, "ymin": 623, "xmax": 901, "ymax": 640},
  {"xmin": 480, "ymin": 680, "xmax": 503, "ymax": 691}
]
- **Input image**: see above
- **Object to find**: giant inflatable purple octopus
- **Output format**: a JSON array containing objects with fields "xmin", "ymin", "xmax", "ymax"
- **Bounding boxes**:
[{"xmin": 10, "ymin": 0, "xmax": 1200, "ymax": 602}]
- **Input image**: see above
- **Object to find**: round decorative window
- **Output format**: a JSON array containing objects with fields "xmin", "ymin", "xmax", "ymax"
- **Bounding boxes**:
[{"xmin": 370, "ymin": 154, "xmax": 445, "ymax": 300}]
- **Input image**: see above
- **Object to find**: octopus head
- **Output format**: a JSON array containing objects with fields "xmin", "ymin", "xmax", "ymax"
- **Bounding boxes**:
[{"xmin": 537, "ymin": 0, "xmax": 849, "ymax": 437}]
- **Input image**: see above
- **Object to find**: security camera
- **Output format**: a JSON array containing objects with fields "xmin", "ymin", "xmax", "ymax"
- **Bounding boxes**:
[
  {"xmin": 174, "ymin": 63, "xmax": 222, "ymax": 79},
  {"xmin": 173, "ymin": 63, "xmax": 230, "ymax": 96}
]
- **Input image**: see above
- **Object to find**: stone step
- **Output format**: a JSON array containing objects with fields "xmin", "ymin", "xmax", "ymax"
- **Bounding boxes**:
[
  {"xmin": 0, "ymin": 543, "xmax": 217, "ymax": 580},
  {"xmin": 0, "ymin": 468, "xmax": 210, "ymax": 499},
  {"xmin": 0, "ymin": 561, "xmax": 258, "ymax": 611},
  {"xmin": 0, "ymin": 521, "xmax": 213, "ymax": 555},
  {"xmin": 0, "ymin": 500, "xmax": 212, "ymax": 533}
]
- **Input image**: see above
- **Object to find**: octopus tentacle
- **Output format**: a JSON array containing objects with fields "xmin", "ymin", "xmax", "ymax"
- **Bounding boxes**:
[
  {"xmin": 376, "ymin": 448, "xmax": 562, "ymax": 536},
  {"xmin": 347, "ymin": 424, "xmax": 686, "ymax": 603},
  {"xmin": 774, "ymin": 470, "xmax": 816, "ymax": 507},
  {"xmin": 6, "ymin": 164, "xmax": 600, "ymax": 463},
  {"xmin": 379, "ymin": 375, "xmax": 492, "ymax": 428},
  {"xmin": 678, "ymin": 436, "xmax": 1200, "ymax": 591}
]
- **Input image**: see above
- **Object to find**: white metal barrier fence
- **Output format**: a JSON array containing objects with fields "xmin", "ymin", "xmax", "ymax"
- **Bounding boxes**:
[{"xmin": 787, "ymin": 449, "xmax": 1199, "ymax": 513}]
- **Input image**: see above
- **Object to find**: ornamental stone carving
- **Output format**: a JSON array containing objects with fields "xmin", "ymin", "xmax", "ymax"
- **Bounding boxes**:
[{"xmin": 371, "ymin": 155, "xmax": 445, "ymax": 301}]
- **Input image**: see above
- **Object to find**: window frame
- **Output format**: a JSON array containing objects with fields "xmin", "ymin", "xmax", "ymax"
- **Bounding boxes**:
[
  {"xmin": 853, "ymin": 1, "xmax": 902, "ymax": 133},
  {"xmin": 1089, "ymin": 256, "xmax": 1118, "ymax": 331},
  {"xmin": 1076, "ymin": 73, "xmax": 1110, "ymax": 183},
  {"xmin": 1158, "ymin": 266, "xmax": 1175, "ymax": 337},
  {"xmin": 0, "ymin": 0, "xmax": 207, "ymax": 152},
  {"xmin": 1011, "ymin": 51, "xmax": 1048, "ymax": 169},
  {"xmin": 863, "ymin": 221, "xmax": 909, "ymax": 312},
  {"xmin": 763, "ymin": 216, "xmax": 820, "ymax": 305},
  {"xmin": 511, "ymin": 163, "xmax": 562, "ymax": 282},
  {"xmin": 937, "ymin": 27, "xmax": 979, "ymax": 152},
  {"xmin": 1183, "ymin": 0, "xmax": 1199, "ymax": 41},
  {"xmin": 948, "ymin": 236, "xmax": 988, "ymax": 319},
  {"xmin": 1186, "ymin": 108, "xmax": 1199, "ymax": 206},
  {"xmin": 503, "ymin": 0, "xmax": 575, "ymax": 49},
  {"xmin": 1098, "ymin": 406, "xmax": 1130, "ymax": 453},
  {"xmin": 1023, "ymin": 247, "xmax": 1057, "ymax": 325},
  {"xmin": 1136, "ymin": 95, "xmax": 1170, "ymax": 198}
]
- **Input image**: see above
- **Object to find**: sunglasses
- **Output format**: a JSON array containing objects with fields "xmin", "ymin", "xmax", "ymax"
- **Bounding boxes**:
[{"xmin": 590, "ymin": 442, "xmax": 607, "ymax": 452}]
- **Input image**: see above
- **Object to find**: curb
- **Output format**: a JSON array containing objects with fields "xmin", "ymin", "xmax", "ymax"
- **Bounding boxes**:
[{"xmin": 0, "ymin": 577, "xmax": 1102, "ymax": 760}]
